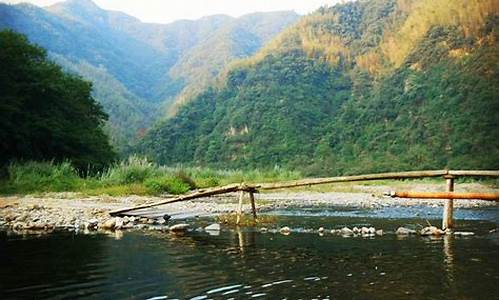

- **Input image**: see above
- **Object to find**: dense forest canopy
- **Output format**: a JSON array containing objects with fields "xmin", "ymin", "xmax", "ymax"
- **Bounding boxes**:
[
  {"xmin": 0, "ymin": 30, "xmax": 115, "ymax": 170},
  {"xmin": 141, "ymin": 0, "xmax": 499, "ymax": 176}
]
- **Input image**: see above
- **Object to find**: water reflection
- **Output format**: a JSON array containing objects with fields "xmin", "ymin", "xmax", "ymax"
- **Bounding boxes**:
[{"xmin": 0, "ymin": 214, "xmax": 498, "ymax": 300}]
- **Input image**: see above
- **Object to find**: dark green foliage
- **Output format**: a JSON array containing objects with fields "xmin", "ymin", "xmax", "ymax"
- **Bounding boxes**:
[
  {"xmin": 141, "ymin": 0, "xmax": 498, "ymax": 176},
  {"xmin": 0, "ymin": 30, "xmax": 115, "ymax": 170}
]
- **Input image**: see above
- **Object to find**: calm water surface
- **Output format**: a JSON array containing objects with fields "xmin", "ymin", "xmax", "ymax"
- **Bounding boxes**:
[{"xmin": 1, "ymin": 207, "xmax": 498, "ymax": 300}]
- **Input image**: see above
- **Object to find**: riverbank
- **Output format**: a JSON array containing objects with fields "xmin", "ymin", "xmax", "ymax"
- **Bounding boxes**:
[{"xmin": 0, "ymin": 181, "xmax": 497, "ymax": 235}]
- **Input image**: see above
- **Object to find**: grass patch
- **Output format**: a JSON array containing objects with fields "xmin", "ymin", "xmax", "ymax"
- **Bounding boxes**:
[{"xmin": 217, "ymin": 213, "xmax": 278, "ymax": 227}]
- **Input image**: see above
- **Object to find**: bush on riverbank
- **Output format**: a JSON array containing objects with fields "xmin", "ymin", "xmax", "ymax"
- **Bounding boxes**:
[{"xmin": 0, "ymin": 157, "xmax": 302, "ymax": 196}]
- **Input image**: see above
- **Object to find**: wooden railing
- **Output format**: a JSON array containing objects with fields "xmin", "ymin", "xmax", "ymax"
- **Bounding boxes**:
[{"xmin": 109, "ymin": 169, "xmax": 499, "ymax": 229}]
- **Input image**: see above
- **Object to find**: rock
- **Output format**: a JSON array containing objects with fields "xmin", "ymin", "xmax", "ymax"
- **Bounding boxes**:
[
  {"xmin": 420, "ymin": 226, "xmax": 444, "ymax": 236},
  {"xmin": 280, "ymin": 226, "xmax": 291, "ymax": 235},
  {"xmin": 122, "ymin": 216, "xmax": 130, "ymax": 224},
  {"xmin": 361, "ymin": 227, "xmax": 369, "ymax": 234},
  {"xmin": 100, "ymin": 218, "xmax": 116, "ymax": 230},
  {"xmin": 139, "ymin": 217, "xmax": 149, "ymax": 224},
  {"xmin": 147, "ymin": 219, "xmax": 156, "ymax": 225},
  {"xmin": 128, "ymin": 216, "xmax": 136, "ymax": 223},
  {"xmin": 340, "ymin": 227, "xmax": 353, "ymax": 236},
  {"xmin": 204, "ymin": 223, "xmax": 221, "ymax": 231},
  {"xmin": 396, "ymin": 227, "xmax": 416, "ymax": 235},
  {"xmin": 318, "ymin": 227, "xmax": 325, "ymax": 233},
  {"xmin": 163, "ymin": 214, "xmax": 171, "ymax": 222},
  {"xmin": 86, "ymin": 219, "xmax": 99, "ymax": 230},
  {"xmin": 169, "ymin": 223, "xmax": 190, "ymax": 232},
  {"xmin": 376, "ymin": 229, "xmax": 384, "ymax": 236},
  {"xmin": 331, "ymin": 229, "xmax": 341, "ymax": 234},
  {"xmin": 352, "ymin": 227, "xmax": 360, "ymax": 234},
  {"xmin": 454, "ymin": 231, "xmax": 475, "ymax": 236},
  {"xmin": 368, "ymin": 227, "xmax": 376, "ymax": 234},
  {"xmin": 121, "ymin": 223, "xmax": 134, "ymax": 229},
  {"xmin": 260, "ymin": 227, "xmax": 268, "ymax": 233},
  {"xmin": 114, "ymin": 217, "xmax": 124, "ymax": 230},
  {"xmin": 13, "ymin": 222, "xmax": 25, "ymax": 230}
]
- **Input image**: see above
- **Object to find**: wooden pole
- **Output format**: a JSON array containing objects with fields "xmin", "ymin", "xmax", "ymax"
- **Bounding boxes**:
[
  {"xmin": 109, "ymin": 184, "xmax": 242, "ymax": 216},
  {"xmin": 236, "ymin": 190, "xmax": 245, "ymax": 225},
  {"xmin": 443, "ymin": 176, "xmax": 454, "ymax": 230},
  {"xmin": 249, "ymin": 192, "xmax": 257, "ymax": 221},
  {"xmin": 388, "ymin": 191, "xmax": 498, "ymax": 201}
]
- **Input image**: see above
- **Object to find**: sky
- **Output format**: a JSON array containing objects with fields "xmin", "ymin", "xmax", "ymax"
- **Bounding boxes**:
[{"xmin": 2, "ymin": 0, "xmax": 344, "ymax": 23}]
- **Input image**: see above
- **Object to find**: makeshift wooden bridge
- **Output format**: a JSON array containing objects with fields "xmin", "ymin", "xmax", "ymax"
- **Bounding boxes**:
[{"xmin": 109, "ymin": 169, "xmax": 499, "ymax": 230}]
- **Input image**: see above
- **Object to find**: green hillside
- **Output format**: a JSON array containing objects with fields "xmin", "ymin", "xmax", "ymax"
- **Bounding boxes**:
[
  {"xmin": 0, "ymin": 0, "xmax": 298, "ymax": 153},
  {"xmin": 142, "ymin": 0, "xmax": 499, "ymax": 176}
]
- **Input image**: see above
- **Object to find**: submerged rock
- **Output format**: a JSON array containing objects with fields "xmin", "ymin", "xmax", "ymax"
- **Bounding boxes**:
[
  {"xmin": 340, "ymin": 227, "xmax": 353, "ymax": 236},
  {"xmin": 280, "ymin": 226, "xmax": 291, "ymax": 235},
  {"xmin": 170, "ymin": 223, "xmax": 190, "ymax": 232},
  {"xmin": 454, "ymin": 231, "xmax": 475, "ymax": 236},
  {"xmin": 420, "ymin": 226, "xmax": 444, "ymax": 236},
  {"xmin": 204, "ymin": 223, "xmax": 221, "ymax": 231},
  {"xmin": 396, "ymin": 227, "xmax": 416, "ymax": 235}
]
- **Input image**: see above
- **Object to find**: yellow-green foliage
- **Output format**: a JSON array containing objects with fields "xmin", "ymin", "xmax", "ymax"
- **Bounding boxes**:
[{"xmin": 382, "ymin": 0, "xmax": 499, "ymax": 67}]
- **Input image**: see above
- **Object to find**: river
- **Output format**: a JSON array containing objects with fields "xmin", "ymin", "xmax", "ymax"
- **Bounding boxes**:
[{"xmin": 1, "ymin": 206, "xmax": 498, "ymax": 299}]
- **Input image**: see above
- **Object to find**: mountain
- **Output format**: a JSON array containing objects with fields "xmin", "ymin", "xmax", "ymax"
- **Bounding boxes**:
[
  {"xmin": 141, "ymin": 0, "xmax": 499, "ymax": 175},
  {"xmin": 0, "ymin": 0, "xmax": 299, "ymax": 152}
]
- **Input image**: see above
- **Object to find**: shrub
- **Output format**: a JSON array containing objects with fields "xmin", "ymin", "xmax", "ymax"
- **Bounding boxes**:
[
  {"xmin": 101, "ymin": 155, "xmax": 160, "ymax": 184},
  {"xmin": 4, "ymin": 161, "xmax": 81, "ymax": 193},
  {"xmin": 144, "ymin": 176, "xmax": 191, "ymax": 195}
]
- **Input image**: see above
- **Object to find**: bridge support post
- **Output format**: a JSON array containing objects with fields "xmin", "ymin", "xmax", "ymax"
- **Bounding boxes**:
[
  {"xmin": 236, "ymin": 190, "xmax": 245, "ymax": 225},
  {"xmin": 249, "ymin": 191, "xmax": 257, "ymax": 221},
  {"xmin": 442, "ymin": 175, "xmax": 454, "ymax": 230}
]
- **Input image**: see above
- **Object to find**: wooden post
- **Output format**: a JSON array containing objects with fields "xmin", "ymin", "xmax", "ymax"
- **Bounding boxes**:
[
  {"xmin": 236, "ymin": 190, "xmax": 245, "ymax": 225},
  {"xmin": 442, "ymin": 176, "xmax": 454, "ymax": 230},
  {"xmin": 249, "ymin": 191, "xmax": 257, "ymax": 221}
]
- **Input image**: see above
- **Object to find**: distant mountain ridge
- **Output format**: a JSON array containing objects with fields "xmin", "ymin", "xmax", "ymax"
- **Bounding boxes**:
[
  {"xmin": 0, "ymin": 0, "xmax": 299, "ymax": 152},
  {"xmin": 141, "ymin": 0, "xmax": 499, "ymax": 175}
]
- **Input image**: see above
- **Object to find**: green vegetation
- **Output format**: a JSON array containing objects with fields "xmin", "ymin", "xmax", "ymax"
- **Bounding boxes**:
[
  {"xmin": 142, "ymin": 0, "xmax": 499, "ymax": 176},
  {"xmin": 0, "ymin": 30, "xmax": 115, "ymax": 170},
  {"xmin": 0, "ymin": 158, "xmax": 301, "ymax": 196},
  {"xmin": 0, "ymin": 1, "xmax": 298, "ymax": 152}
]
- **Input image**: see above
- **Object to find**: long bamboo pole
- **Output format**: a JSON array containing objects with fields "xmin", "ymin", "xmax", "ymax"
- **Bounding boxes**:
[
  {"xmin": 389, "ymin": 191, "xmax": 499, "ymax": 201},
  {"xmin": 109, "ymin": 184, "xmax": 242, "ymax": 216},
  {"xmin": 258, "ymin": 170, "xmax": 498, "ymax": 190}
]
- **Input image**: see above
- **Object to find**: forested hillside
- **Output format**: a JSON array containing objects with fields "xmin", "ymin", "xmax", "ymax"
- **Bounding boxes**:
[
  {"xmin": 0, "ymin": 0, "xmax": 298, "ymax": 152},
  {"xmin": 142, "ymin": 0, "xmax": 499, "ymax": 176}
]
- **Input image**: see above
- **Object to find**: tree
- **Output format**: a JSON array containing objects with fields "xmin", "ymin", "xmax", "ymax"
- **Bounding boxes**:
[{"xmin": 0, "ymin": 30, "xmax": 116, "ymax": 170}]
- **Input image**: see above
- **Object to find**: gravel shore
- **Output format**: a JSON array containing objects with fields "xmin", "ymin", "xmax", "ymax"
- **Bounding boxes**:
[{"xmin": 0, "ymin": 182, "xmax": 497, "ymax": 234}]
